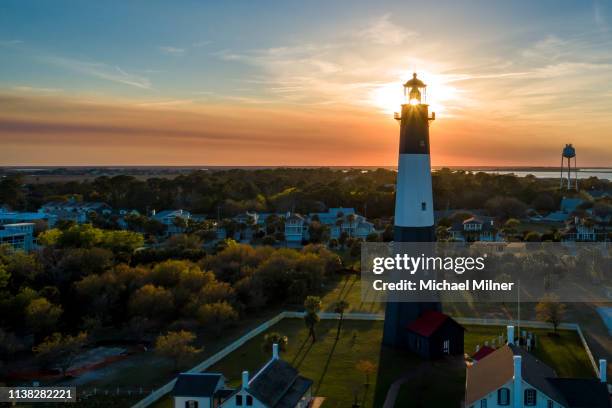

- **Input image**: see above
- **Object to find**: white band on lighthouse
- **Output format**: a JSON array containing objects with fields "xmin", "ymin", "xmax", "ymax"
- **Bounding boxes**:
[{"xmin": 394, "ymin": 154, "xmax": 434, "ymax": 227}]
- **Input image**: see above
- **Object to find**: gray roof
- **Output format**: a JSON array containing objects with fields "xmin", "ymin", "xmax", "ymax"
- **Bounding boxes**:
[
  {"xmin": 172, "ymin": 373, "xmax": 222, "ymax": 397},
  {"xmin": 273, "ymin": 376, "xmax": 313, "ymax": 408},
  {"xmin": 509, "ymin": 345, "xmax": 565, "ymax": 404},
  {"xmin": 249, "ymin": 359, "xmax": 311, "ymax": 407}
]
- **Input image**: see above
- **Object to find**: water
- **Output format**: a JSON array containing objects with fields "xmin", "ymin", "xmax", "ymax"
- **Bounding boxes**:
[{"xmin": 487, "ymin": 170, "xmax": 612, "ymax": 181}]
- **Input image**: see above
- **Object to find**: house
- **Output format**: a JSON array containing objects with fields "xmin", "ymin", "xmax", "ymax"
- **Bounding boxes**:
[
  {"xmin": 152, "ymin": 209, "xmax": 192, "ymax": 235},
  {"xmin": 173, "ymin": 373, "xmax": 233, "ymax": 408},
  {"xmin": 465, "ymin": 326, "xmax": 609, "ymax": 408},
  {"xmin": 448, "ymin": 216, "xmax": 503, "ymax": 242},
  {"xmin": 0, "ymin": 223, "xmax": 35, "ymax": 251},
  {"xmin": 0, "ymin": 208, "xmax": 57, "ymax": 228},
  {"xmin": 284, "ymin": 213, "xmax": 306, "ymax": 245},
  {"xmin": 309, "ymin": 207, "xmax": 375, "ymax": 240},
  {"xmin": 404, "ymin": 310, "xmax": 465, "ymax": 359},
  {"xmin": 560, "ymin": 198, "xmax": 584, "ymax": 214},
  {"xmin": 173, "ymin": 344, "xmax": 312, "ymax": 408},
  {"xmin": 39, "ymin": 199, "xmax": 111, "ymax": 224},
  {"xmin": 562, "ymin": 216, "xmax": 610, "ymax": 242}
]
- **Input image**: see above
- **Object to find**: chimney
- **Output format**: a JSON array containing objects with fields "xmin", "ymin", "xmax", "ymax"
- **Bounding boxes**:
[
  {"xmin": 513, "ymin": 355, "xmax": 522, "ymax": 408},
  {"xmin": 507, "ymin": 325, "xmax": 515, "ymax": 345},
  {"xmin": 272, "ymin": 343, "xmax": 279, "ymax": 360},
  {"xmin": 241, "ymin": 371, "xmax": 249, "ymax": 390},
  {"xmin": 599, "ymin": 359, "xmax": 607, "ymax": 383}
]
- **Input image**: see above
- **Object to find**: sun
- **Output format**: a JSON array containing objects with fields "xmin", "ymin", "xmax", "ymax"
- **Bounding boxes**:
[{"xmin": 370, "ymin": 70, "xmax": 460, "ymax": 115}]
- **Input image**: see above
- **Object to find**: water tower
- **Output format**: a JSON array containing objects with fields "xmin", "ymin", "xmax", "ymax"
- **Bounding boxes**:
[{"xmin": 560, "ymin": 144, "xmax": 578, "ymax": 190}]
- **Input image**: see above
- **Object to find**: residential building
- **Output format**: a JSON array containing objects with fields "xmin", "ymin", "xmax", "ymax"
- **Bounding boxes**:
[
  {"xmin": 309, "ymin": 207, "xmax": 375, "ymax": 240},
  {"xmin": 562, "ymin": 216, "xmax": 610, "ymax": 242},
  {"xmin": 39, "ymin": 199, "xmax": 111, "ymax": 224},
  {"xmin": 0, "ymin": 208, "xmax": 57, "ymax": 228},
  {"xmin": 560, "ymin": 198, "xmax": 584, "ymax": 214},
  {"xmin": 284, "ymin": 213, "xmax": 306, "ymax": 245},
  {"xmin": 173, "ymin": 344, "xmax": 312, "ymax": 408},
  {"xmin": 172, "ymin": 373, "xmax": 233, "ymax": 408},
  {"xmin": 465, "ymin": 326, "xmax": 609, "ymax": 408},
  {"xmin": 0, "ymin": 223, "xmax": 35, "ymax": 251},
  {"xmin": 152, "ymin": 209, "xmax": 192, "ymax": 235},
  {"xmin": 448, "ymin": 216, "xmax": 503, "ymax": 242}
]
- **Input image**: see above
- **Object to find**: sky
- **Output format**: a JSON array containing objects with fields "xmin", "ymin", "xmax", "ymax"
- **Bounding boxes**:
[{"xmin": 1, "ymin": 0, "xmax": 611, "ymax": 167}]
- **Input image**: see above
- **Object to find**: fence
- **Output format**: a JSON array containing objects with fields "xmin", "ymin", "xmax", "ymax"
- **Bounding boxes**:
[{"xmin": 132, "ymin": 312, "xmax": 599, "ymax": 408}]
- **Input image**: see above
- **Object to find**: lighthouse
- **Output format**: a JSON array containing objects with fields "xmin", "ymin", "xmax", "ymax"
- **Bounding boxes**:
[{"xmin": 382, "ymin": 73, "xmax": 442, "ymax": 348}]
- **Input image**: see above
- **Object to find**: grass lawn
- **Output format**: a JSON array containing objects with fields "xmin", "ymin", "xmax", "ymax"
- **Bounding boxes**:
[
  {"xmin": 150, "ymin": 319, "xmax": 593, "ymax": 408},
  {"xmin": 320, "ymin": 274, "xmax": 384, "ymax": 314}
]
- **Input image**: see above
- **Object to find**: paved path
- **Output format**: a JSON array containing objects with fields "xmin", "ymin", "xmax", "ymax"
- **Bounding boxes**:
[{"xmin": 382, "ymin": 363, "xmax": 430, "ymax": 408}]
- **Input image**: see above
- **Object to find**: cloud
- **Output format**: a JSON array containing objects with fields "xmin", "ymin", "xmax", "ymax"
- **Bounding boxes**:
[
  {"xmin": 0, "ymin": 39, "xmax": 23, "ymax": 47},
  {"xmin": 43, "ymin": 56, "xmax": 152, "ymax": 89},
  {"xmin": 11, "ymin": 86, "xmax": 62, "ymax": 93},
  {"xmin": 192, "ymin": 40, "xmax": 212, "ymax": 48},
  {"xmin": 356, "ymin": 14, "xmax": 417, "ymax": 45},
  {"xmin": 159, "ymin": 45, "xmax": 186, "ymax": 56}
]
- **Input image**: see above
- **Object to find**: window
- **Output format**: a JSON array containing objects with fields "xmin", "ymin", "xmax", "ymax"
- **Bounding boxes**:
[
  {"xmin": 480, "ymin": 399, "xmax": 487, "ymax": 408},
  {"xmin": 236, "ymin": 395, "xmax": 243, "ymax": 406},
  {"xmin": 497, "ymin": 388, "xmax": 510, "ymax": 406},
  {"xmin": 246, "ymin": 395, "xmax": 253, "ymax": 406},
  {"xmin": 524, "ymin": 389, "xmax": 536, "ymax": 406},
  {"xmin": 185, "ymin": 401, "xmax": 198, "ymax": 408},
  {"xmin": 547, "ymin": 401, "xmax": 554, "ymax": 408},
  {"xmin": 421, "ymin": 202, "xmax": 427, "ymax": 211},
  {"xmin": 443, "ymin": 339, "xmax": 450, "ymax": 354}
]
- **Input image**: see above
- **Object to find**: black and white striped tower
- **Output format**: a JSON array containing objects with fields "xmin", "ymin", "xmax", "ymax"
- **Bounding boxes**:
[{"xmin": 383, "ymin": 73, "xmax": 441, "ymax": 348}]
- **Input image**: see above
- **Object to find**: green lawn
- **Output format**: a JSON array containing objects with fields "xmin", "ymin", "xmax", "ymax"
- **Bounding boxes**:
[
  {"xmin": 150, "ymin": 318, "xmax": 593, "ymax": 408},
  {"xmin": 320, "ymin": 274, "xmax": 385, "ymax": 314}
]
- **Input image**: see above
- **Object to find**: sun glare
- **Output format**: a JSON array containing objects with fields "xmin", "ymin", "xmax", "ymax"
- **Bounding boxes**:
[{"xmin": 370, "ymin": 71, "xmax": 459, "ymax": 115}]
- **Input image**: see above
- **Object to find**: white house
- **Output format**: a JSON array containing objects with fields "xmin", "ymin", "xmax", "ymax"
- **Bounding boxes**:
[
  {"xmin": 448, "ymin": 216, "xmax": 503, "ymax": 242},
  {"xmin": 466, "ymin": 326, "xmax": 609, "ymax": 408},
  {"xmin": 284, "ymin": 213, "xmax": 306, "ymax": 245},
  {"xmin": 173, "ymin": 344, "xmax": 312, "ymax": 408},
  {"xmin": 309, "ymin": 207, "xmax": 375, "ymax": 240},
  {"xmin": 562, "ymin": 216, "xmax": 609, "ymax": 242},
  {"xmin": 152, "ymin": 209, "xmax": 192, "ymax": 235},
  {"xmin": 39, "ymin": 199, "xmax": 111, "ymax": 224},
  {"xmin": 172, "ymin": 373, "xmax": 233, "ymax": 408},
  {"xmin": 0, "ymin": 223, "xmax": 35, "ymax": 251}
]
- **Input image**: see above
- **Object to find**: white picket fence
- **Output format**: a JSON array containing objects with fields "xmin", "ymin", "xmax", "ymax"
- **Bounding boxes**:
[{"xmin": 132, "ymin": 312, "xmax": 599, "ymax": 408}]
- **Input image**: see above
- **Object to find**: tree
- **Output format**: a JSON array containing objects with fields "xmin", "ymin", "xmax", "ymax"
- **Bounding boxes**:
[
  {"xmin": 196, "ymin": 301, "xmax": 238, "ymax": 334},
  {"xmin": 128, "ymin": 284, "xmax": 174, "ymax": 321},
  {"xmin": 303, "ymin": 296, "xmax": 321, "ymax": 343},
  {"xmin": 26, "ymin": 298, "xmax": 62, "ymax": 338},
  {"xmin": 485, "ymin": 196, "xmax": 527, "ymax": 220},
  {"xmin": 33, "ymin": 332, "xmax": 87, "ymax": 376},
  {"xmin": 154, "ymin": 330, "xmax": 202, "ymax": 371},
  {"xmin": 262, "ymin": 332, "xmax": 288, "ymax": 353},
  {"xmin": 536, "ymin": 295, "xmax": 566, "ymax": 333},
  {"xmin": 333, "ymin": 300, "xmax": 349, "ymax": 339},
  {"xmin": 0, "ymin": 263, "xmax": 9, "ymax": 289},
  {"xmin": 355, "ymin": 359, "xmax": 376, "ymax": 387}
]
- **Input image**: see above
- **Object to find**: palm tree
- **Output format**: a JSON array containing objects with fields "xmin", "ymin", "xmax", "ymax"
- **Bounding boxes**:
[
  {"xmin": 334, "ymin": 300, "xmax": 349, "ymax": 339},
  {"xmin": 303, "ymin": 296, "xmax": 322, "ymax": 343}
]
